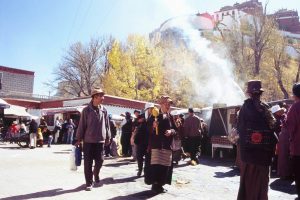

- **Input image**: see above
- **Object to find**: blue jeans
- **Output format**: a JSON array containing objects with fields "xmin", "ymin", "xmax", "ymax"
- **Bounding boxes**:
[
  {"xmin": 67, "ymin": 130, "xmax": 74, "ymax": 144},
  {"xmin": 48, "ymin": 135, "xmax": 53, "ymax": 147}
]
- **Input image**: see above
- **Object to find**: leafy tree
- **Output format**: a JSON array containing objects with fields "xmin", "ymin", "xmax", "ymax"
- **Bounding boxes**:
[{"xmin": 103, "ymin": 35, "xmax": 163, "ymax": 101}]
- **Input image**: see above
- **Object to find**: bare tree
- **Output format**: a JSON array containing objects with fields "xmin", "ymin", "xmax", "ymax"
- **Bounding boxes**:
[
  {"xmin": 269, "ymin": 31, "xmax": 289, "ymax": 99},
  {"xmin": 51, "ymin": 37, "xmax": 114, "ymax": 97},
  {"xmin": 294, "ymin": 46, "xmax": 300, "ymax": 83},
  {"xmin": 249, "ymin": 5, "xmax": 277, "ymax": 75}
]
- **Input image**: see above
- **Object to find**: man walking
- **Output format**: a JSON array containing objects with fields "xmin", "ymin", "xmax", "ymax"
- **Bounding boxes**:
[
  {"xmin": 29, "ymin": 119, "xmax": 38, "ymax": 149},
  {"xmin": 75, "ymin": 88, "xmax": 111, "ymax": 191},
  {"xmin": 184, "ymin": 108, "xmax": 202, "ymax": 165},
  {"xmin": 135, "ymin": 103, "xmax": 154, "ymax": 176}
]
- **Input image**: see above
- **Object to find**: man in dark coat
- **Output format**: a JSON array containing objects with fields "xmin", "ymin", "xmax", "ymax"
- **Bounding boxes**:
[
  {"xmin": 121, "ymin": 112, "xmax": 133, "ymax": 157},
  {"xmin": 29, "ymin": 119, "xmax": 38, "ymax": 149},
  {"xmin": 237, "ymin": 80, "xmax": 276, "ymax": 200},
  {"xmin": 184, "ymin": 108, "xmax": 202, "ymax": 165},
  {"xmin": 135, "ymin": 103, "xmax": 154, "ymax": 176}
]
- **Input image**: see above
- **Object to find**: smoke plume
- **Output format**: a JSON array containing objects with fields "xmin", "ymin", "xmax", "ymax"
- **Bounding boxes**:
[{"xmin": 158, "ymin": 0, "xmax": 245, "ymax": 107}]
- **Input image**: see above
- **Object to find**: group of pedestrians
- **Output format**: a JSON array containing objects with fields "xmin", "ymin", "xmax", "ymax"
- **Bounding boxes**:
[
  {"xmin": 74, "ymin": 87, "xmax": 207, "ymax": 193},
  {"xmin": 27, "ymin": 116, "xmax": 77, "ymax": 149}
]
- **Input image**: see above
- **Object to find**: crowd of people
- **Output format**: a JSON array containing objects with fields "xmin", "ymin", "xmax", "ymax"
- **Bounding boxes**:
[
  {"xmin": 74, "ymin": 88, "xmax": 208, "ymax": 192},
  {"xmin": 5, "ymin": 80, "xmax": 298, "ymax": 199},
  {"xmin": 0, "ymin": 115, "xmax": 80, "ymax": 149},
  {"xmin": 73, "ymin": 81, "xmax": 300, "ymax": 199}
]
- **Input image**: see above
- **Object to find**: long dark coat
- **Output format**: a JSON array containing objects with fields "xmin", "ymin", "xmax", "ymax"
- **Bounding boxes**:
[{"xmin": 144, "ymin": 111, "xmax": 177, "ymax": 185}]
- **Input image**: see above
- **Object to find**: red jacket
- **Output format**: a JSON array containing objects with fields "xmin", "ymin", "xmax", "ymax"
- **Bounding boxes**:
[{"xmin": 287, "ymin": 101, "xmax": 300, "ymax": 156}]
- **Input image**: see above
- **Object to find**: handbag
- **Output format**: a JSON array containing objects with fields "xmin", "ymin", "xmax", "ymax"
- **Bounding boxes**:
[{"xmin": 75, "ymin": 146, "xmax": 82, "ymax": 166}]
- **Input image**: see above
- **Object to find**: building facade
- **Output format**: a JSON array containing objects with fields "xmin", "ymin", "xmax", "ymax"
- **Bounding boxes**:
[
  {"xmin": 0, "ymin": 65, "xmax": 34, "ymax": 96},
  {"xmin": 213, "ymin": 0, "xmax": 263, "ymax": 23},
  {"xmin": 272, "ymin": 9, "xmax": 300, "ymax": 34}
]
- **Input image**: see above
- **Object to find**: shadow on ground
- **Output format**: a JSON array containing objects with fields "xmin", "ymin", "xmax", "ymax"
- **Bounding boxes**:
[
  {"xmin": 0, "ymin": 146, "xmax": 28, "ymax": 150},
  {"xmin": 104, "ymin": 161, "xmax": 132, "ymax": 167},
  {"xmin": 1, "ymin": 184, "xmax": 85, "ymax": 200},
  {"xmin": 270, "ymin": 178, "xmax": 297, "ymax": 195},
  {"xmin": 107, "ymin": 190, "xmax": 159, "ymax": 200},
  {"xmin": 214, "ymin": 168, "xmax": 240, "ymax": 178},
  {"xmin": 198, "ymin": 156, "xmax": 235, "ymax": 168},
  {"xmin": 94, "ymin": 176, "xmax": 139, "ymax": 188}
]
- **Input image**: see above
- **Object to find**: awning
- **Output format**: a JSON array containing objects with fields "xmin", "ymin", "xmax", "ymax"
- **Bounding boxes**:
[
  {"xmin": 0, "ymin": 98, "xmax": 10, "ymax": 109},
  {"xmin": 41, "ymin": 106, "xmax": 86, "ymax": 115},
  {"xmin": 4, "ymin": 105, "xmax": 31, "ymax": 117}
]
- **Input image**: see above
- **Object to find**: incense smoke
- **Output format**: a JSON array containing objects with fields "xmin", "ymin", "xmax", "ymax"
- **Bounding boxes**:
[{"xmin": 157, "ymin": 0, "xmax": 245, "ymax": 107}]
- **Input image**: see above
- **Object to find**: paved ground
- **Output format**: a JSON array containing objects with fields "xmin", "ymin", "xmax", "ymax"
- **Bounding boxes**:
[{"xmin": 0, "ymin": 143, "xmax": 297, "ymax": 200}]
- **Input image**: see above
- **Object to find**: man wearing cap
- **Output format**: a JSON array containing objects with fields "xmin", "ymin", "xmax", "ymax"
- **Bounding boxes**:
[
  {"xmin": 237, "ymin": 80, "xmax": 276, "ymax": 200},
  {"xmin": 75, "ymin": 87, "xmax": 111, "ymax": 191},
  {"xmin": 134, "ymin": 103, "xmax": 154, "ymax": 176},
  {"xmin": 286, "ymin": 82, "xmax": 300, "ymax": 199},
  {"xmin": 144, "ymin": 96, "xmax": 177, "ymax": 193},
  {"xmin": 183, "ymin": 108, "xmax": 202, "ymax": 165},
  {"xmin": 270, "ymin": 104, "xmax": 286, "ymax": 174}
]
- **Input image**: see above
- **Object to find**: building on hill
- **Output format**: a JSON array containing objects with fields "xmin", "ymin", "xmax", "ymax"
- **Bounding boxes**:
[
  {"xmin": 272, "ymin": 9, "xmax": 300, "ymax": 34},
  {"xmin": 213, "ymin": 0, "xmax": 263, "ymax": 23}
]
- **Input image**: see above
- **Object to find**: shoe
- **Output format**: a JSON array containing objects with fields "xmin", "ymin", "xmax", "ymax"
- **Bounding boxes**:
[
  {"xmin": 152, "ymin": 185, "xmax": 167, "ymax": 193},
  {"xmin": 137, "ymin": 171, "xmax": 142, "ymax": 177},
  {"xmin": 94, "ymin": 176, "xmax": 100, "ymax": 183},
  {"xmin": 191, "ymin": 160, "xmax": 197, "ymax": 166},
  {"xmin": 85, "ymin": 183, "xmax": 93, "ymax": 191}
]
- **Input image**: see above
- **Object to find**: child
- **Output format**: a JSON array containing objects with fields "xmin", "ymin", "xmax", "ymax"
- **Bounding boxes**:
[{"xmin": 36, "ymin": 128, "xmax": 43, "ymax": 147}]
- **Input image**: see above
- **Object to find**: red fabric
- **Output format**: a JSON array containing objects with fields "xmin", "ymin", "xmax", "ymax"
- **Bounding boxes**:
[
  {"xmin": 10, "ymin": 124, "xmax": 19, "ymax": 134},
  {"xmin": 286, "ymin": 101, "xmax": 300, "ymax": 156}
]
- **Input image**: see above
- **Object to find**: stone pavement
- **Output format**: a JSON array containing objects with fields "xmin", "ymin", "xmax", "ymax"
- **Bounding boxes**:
[{"xmin": 0, "ymin": 143, "xmax": 297, "ymax": 200}]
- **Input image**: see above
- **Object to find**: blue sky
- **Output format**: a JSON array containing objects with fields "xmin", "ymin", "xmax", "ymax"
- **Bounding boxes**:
[{"xmin": 0, "ymin": 0, "xmax": 299, "ymax": 95}]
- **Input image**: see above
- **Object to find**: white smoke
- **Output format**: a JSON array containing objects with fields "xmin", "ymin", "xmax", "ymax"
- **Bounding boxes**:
[{"xmin": 158, "ymin": 0, "xmax": 245, "ymax": 106}]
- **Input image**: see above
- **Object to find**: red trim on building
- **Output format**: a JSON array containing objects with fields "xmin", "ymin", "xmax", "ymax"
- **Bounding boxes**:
[
  {"xmin": 3, "ymin": 94, "xmax": 180, "ymax": 111},
  {"xmin": 4, "ymin": 98, "xmax": 40, "ymax": 109},
  {"xmin": 40, "ymin": 100, "xmax": 64, "ymax": 109},
  {"xmin": 0, "ymin": 65, "xmax": 35, "ymax": 76},
  {"xmin": 104, "ymin": 95, "xmax": 147, "ymax": 110}
]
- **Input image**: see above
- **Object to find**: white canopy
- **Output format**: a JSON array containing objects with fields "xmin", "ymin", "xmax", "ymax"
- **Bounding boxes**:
[
  {"xmin": 41, "ymin": 106, "xmax": 86, "ymax": 115},
  {"xmin": 0, "ymin": 98, "xmax": 10, "ymax": 109},
  {"xmin": 4, "ymin": 105, "xmax": 31, "ymax": 117}
]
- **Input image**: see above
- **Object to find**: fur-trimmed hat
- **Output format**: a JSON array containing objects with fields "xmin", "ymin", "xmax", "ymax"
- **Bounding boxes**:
[
  {"xmin": 246, "ymin": 80, "xmax": 264, "ymax": 94},
  {"xmin": 158, "ymin": 95, "xmax": 173, "ymax": 104}
]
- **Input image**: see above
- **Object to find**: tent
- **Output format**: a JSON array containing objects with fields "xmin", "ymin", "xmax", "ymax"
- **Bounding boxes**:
[
  {"xmin": 0, "ymin": 98, "xmax": 10, "ymax": 109},
  {"xmin": 4, "ymin": 105, "xmax": 32, "ymax": 117}
]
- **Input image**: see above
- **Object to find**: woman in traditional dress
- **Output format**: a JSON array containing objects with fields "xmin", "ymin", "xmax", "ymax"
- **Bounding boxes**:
[
  {"xmin": 144, "ymin": 95, "xmax": 177, "ymax": 193},
  {"xmin": 237, "ymin": 80, "xmax": 277, "ymax": 200}
]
